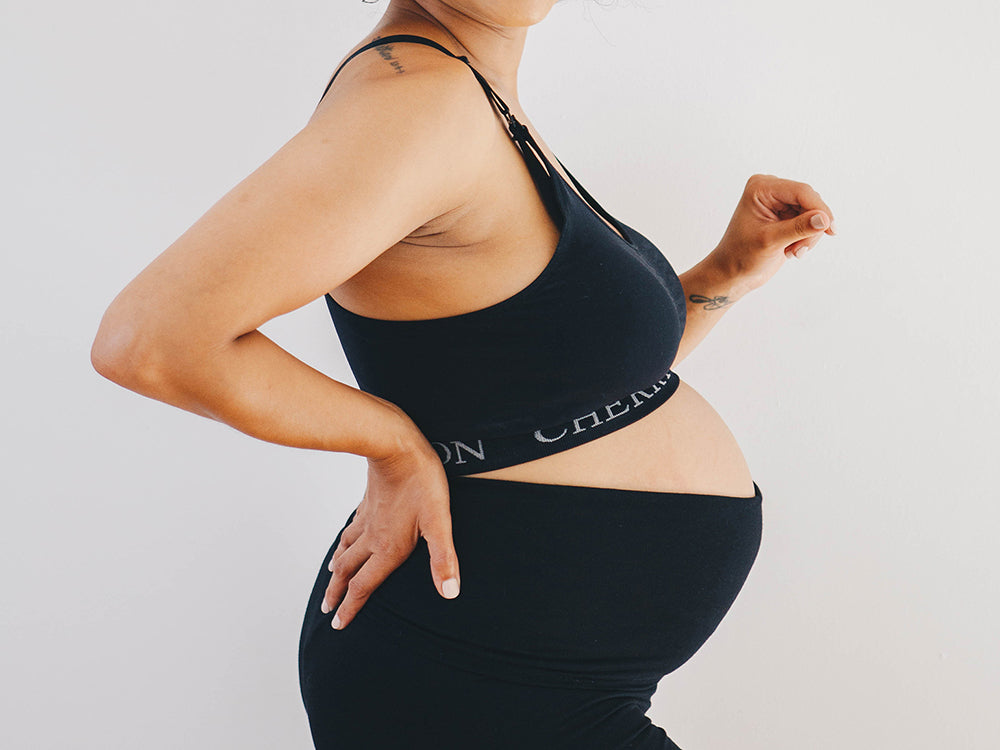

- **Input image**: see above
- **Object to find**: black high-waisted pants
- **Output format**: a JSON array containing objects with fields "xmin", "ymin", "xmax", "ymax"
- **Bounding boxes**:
[{"xmin": 299, "ymin": 475, "xmax": 763, "ymax": 749}]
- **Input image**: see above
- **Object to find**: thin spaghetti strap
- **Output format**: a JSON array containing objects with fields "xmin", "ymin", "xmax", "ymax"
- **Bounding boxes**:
[
  {"xmin": 316, "ymin": 34, "xmax": 561, "ymax": 219},
  {"xmin": 316, "ymin": 35, "xmax": 553, "ymax": 169},
  {"xmin": 553, "ymin": 155, "xmax": 625, "ymax": 238},
  {"xmin": 317, "ymin": 34, "xmax": 466, "ymax": 107}
]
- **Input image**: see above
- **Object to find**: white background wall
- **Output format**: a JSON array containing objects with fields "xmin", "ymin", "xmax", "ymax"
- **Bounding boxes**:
[{"xmin": 3, "ymin": 0, "xmax": 998, "ymax": 747}]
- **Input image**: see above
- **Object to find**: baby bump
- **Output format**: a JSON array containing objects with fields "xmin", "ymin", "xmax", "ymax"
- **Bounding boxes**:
[
  {"xmin": 465, "ymin": 379, "xmax": 757, "ymax": 499},
  {"xmin": 308, "ymin": 476, "xmax": 764, "ymax": 692}
]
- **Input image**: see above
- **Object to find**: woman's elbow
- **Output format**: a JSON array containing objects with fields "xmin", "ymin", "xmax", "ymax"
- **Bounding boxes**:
[{"xmin": 90, "ymin": 299, "xmax": 170, "ymax": 390}]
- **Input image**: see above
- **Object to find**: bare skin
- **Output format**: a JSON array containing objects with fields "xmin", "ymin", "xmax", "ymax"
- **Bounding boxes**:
[{"xmin": 91, "ymin": 0, "xmax": 836, "ymax": 632}]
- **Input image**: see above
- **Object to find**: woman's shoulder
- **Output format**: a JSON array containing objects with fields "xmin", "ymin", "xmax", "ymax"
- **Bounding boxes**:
[{"xmin": 313, "ymin": 29, "xmax": 488, "ymax": 118}]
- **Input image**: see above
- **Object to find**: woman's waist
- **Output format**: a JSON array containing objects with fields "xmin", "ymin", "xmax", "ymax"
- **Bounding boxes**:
[{"xmin": 461, "ymin": 379, "xmax": 756, "ymax": 498}]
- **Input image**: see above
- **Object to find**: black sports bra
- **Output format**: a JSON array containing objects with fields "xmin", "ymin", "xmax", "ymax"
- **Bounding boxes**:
[{"xmin": 318, "ymin": 34, "xmax": 687, "ymax": 476}]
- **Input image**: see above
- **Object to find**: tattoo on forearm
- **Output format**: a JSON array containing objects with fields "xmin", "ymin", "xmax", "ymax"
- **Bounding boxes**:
[{"xmin": 688, "ymin": 294, "xmax": 734, "ymax": 311}]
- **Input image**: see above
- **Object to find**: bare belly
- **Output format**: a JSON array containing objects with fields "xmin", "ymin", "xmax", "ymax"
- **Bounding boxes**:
[{"xmin": 463, "ymin": 378, "xmax": 756, "ymax": 498}]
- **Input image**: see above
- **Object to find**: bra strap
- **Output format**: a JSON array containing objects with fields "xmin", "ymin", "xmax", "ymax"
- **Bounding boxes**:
[
  {"xmin": 553, "ymin": 155, "xmax": 627, "ymax": 240},
  {"xmin": 317, "ymin": 34, "xmax": 560, "ymax": 197}
]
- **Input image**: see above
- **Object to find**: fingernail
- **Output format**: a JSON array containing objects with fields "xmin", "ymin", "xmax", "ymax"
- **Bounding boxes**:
[
  {"xmin": 795, "ymin": 246, "xmax": 809, "ymax": 258},
  {"xmin": 332, "ymin": 613, "xmax": 342, "ymax": 629},
  {"xmin": 810, "ymin": 213, "xmax": 828, "ymax": 230},
  {"xmin": 829, "ymin": 219, "xmax": 838, "ymax": 235},
  {"xmin": 321, "ymin": 600, "xmax": 330, "ymax": 614},
  {"xmin": 442, "ymin": 578, "xmax": 460, "ymax": 599}
]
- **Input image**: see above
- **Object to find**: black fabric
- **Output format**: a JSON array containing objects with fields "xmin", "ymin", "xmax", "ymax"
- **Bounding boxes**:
[
  {"xmin": 317, "ymin": 34, "xmax": 688, "ymax": 476},
  {"xmin": 299, "ymin": 476, "xmax": 763, "ymax": 749}
]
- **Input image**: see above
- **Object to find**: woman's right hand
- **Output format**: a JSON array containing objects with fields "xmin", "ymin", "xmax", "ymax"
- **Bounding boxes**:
[
  {"xmin": 320, "ymin": 426, "xmax": 460, "ymax": 630},
  {"xmin": 707, "ymin": 173, "xmax": 837, "ymax": 295}
]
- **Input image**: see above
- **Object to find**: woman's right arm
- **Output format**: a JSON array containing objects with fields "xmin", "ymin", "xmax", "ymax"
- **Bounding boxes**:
[{"xmin": 90, "ymin": 50, "xmax": 498, "ymax": 627}]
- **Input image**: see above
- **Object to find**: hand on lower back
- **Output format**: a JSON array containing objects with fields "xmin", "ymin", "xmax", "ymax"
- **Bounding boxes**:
[{"xmin": 321, "ymin": 435, "xmax": 460, "ymax": 630}]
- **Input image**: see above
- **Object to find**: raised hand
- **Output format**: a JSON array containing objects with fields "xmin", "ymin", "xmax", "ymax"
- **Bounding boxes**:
[{"xmin": 708, "ymin": 173, "xmax": 838, "ymax": 294}]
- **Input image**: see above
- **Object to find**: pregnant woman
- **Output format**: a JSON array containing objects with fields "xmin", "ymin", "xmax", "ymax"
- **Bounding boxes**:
[{"xmin": 91, "ymin": 1, "xmax": 836, "ymax": 748}]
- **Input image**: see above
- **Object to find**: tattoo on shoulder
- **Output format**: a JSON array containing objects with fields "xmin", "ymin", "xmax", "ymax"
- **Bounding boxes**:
[
  {"xmin": 689, "ymin": 294, "xmax": 733, "ymax": 311},
  {"xmin": 373, "ymin": 39, "xmax": 406, "ymax": 75}
]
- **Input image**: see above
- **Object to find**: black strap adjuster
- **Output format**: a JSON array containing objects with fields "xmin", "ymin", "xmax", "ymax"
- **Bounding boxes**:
[{"xmin": 507, "ymin": 116, "xmax": 530, "ymax": 143}]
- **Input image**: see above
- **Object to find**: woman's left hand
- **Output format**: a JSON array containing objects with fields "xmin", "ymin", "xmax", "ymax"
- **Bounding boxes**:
[{"xmin": 708, "ymin": 173, "xmax": 837, "ymax": 294}]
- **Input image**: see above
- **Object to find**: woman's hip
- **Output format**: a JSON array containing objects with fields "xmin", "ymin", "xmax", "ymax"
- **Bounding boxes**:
[{"xmin": 300, "ymin": 474, "xmax": 764, "ymax": 693}]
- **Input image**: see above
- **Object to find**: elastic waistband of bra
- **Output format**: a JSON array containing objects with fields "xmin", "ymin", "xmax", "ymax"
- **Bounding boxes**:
[{"xmin": 427, "ymin": 369, "xmax": 681, "ymax": 476}]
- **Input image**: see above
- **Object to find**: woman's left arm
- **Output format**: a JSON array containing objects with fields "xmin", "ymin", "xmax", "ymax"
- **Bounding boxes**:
[
  {"xmin": 671, "ymin": 255, "xmax": 754, "ymax": 367},
  {"xmin": 671, "ymin": 173, "xmax": 837, "ymax": 368}
]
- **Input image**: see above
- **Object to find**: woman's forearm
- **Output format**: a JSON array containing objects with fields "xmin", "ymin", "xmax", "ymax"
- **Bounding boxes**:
[
  {"xmin": 671, "ymin": 254, "xmax": 755, "ymax": 368},
  {"xmin": 97, "ymin": 328, "xmax": 421, "ymax": 461}
]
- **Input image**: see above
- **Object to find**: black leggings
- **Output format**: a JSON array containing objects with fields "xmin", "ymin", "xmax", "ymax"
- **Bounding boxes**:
[{"xmin": 298, "ymin": 475, "xmax": 763, "ymax": 749}]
